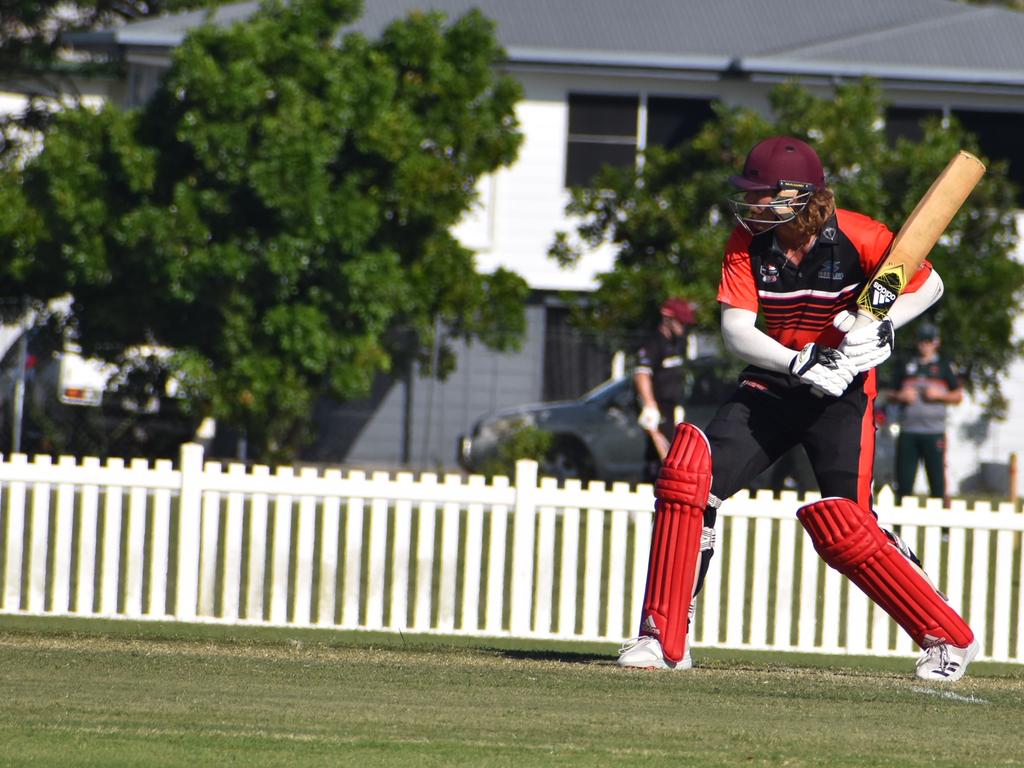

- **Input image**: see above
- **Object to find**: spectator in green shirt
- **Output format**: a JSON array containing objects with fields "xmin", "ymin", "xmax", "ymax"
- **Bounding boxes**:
[{"xmin": 885, "ymin": 322, "xmax": 963, "ymax": 504}]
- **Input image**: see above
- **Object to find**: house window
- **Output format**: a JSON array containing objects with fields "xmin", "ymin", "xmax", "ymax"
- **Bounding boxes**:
[
  {"xmin": 646, "ymin": 96, "xmax": 715, "ymax": 149},
  {"xmin": 565, "ymin": 93, "xmax": 715, "ymax": 187},
  {"xmin": 884, "ymin": 106, "xmax": 941, "ymax": 144},
  {"xmin": 542, "ymin": 305, "xmax": 614, "ymax": 400},
  {"xmin": 954, "ymin": 109, "xmax": 1024, "ymax": 206},
  {"xmin": 565, "ymin": 93, "xmax": 639, "ymax": 187},
  {"xmin": 887, "ymin": 106, "xmax": 1024, "ymax": 206}
]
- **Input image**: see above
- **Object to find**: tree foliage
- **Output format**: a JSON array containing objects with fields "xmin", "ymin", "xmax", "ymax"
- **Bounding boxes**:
[
  {"xmin": 960, "ymin": 0, "xmax": 1024, "ymax": 9},
  {"xmin": 0, "ymin": 0, "xmax": 224, "ymax": 163},
  {"xmin": 551, "ymin": 79, "xmax": 1024, "ymax": 417},
  {"xmin": 0, "ymin": 0, "xmax": 528, "ymax": 461}
]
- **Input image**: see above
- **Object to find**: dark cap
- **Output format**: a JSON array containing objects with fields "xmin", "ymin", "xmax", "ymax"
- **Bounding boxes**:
[
  {"xmin": 729, "ymin": 136, "xmax": 825, "ymax": 192},
  {"xmin": 660, "ymin": 298, "xmax": 697, "ymax": 325},
  {"xmin": 917, "ymin": 322, "xmax": 940, "ymax": 341}
]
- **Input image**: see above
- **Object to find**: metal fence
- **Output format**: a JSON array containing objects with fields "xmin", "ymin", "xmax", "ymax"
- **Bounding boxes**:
[{"xmin": 1, "ymin": 444, "xmax": 1022, "ymax": 662}]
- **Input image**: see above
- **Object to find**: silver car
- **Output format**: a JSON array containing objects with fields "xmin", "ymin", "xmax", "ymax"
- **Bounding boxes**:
[{"xmin": 458, "ymin": 358, "xmax": 896, "ymax": 491}]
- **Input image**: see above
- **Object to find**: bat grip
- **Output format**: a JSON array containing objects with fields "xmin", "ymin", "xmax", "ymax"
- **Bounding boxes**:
[
  {"xmin": 848, "ymin": 309, "xmax": 881, "ymax": 332},
  {"xmin": 810, "ymin": 309, "xmax": 879, "ymax": 398}
]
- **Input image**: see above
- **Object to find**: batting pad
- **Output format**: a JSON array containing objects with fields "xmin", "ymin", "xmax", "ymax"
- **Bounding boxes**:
[
  {"xmin": 641, "ymin": 424, "xmax": 713, "ymax": 663},
  {"xmin": 797, "ymin": 497, "xmax": 973, "ymax": 649}
]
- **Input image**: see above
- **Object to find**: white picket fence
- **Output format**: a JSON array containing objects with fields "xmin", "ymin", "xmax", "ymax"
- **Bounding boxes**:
[{"xmin": 1, "ymin": 443, "xmax": 1023, "ymax": 663}]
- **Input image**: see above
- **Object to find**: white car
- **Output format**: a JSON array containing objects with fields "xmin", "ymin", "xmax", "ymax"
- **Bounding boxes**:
[{"xmin": 0, "ymin": 326, "xmax": 198, "ymax": 458}]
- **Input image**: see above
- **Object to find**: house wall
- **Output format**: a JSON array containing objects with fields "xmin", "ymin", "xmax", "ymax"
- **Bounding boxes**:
[
  {"xmin": 944, "ymin": 234, "xmax": 1024, "ymax": 498},
  {"xmin": 304, "ymin": 303, "xmax": 548, "ymax": 471},
  {"xmin": 455, "ymin": 69, "xmax": 739, "ymax": 292}
]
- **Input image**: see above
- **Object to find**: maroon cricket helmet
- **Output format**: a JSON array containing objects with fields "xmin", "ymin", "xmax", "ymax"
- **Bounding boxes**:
[
  {"xmin": 729, "ymin": 136, "xmax": 825, "ymax": 192},
  {"xmin": 660, "ymin": 298, "xmax": 697, "ymax": 325}
]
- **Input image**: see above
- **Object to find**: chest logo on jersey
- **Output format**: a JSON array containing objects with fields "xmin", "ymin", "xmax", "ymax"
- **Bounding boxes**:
[
  {"xmin": 759, "ymin": 263, "xmax": 780, "ymax": 284},
  {"xmin": 817, "ymin": 261, "xmax": 845, "ymax": 281}
]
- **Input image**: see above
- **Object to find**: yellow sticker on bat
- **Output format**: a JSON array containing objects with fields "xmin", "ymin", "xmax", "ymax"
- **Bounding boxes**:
[{"xmin": 857, "ymin": 263, "xmax": 907, "ymax": 321}]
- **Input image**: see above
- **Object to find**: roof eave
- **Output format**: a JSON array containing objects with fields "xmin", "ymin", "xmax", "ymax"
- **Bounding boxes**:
[
  {"xmin": 740, "ymin": 57, "xmax": 1024, "ymax": 88},
  {"xmin": 61, "ymin": 29, "xmax": 119, "ymax": 52},
  {"xmin": 506, "ymin": 46, "xmax": 733, "ymax": 73}
]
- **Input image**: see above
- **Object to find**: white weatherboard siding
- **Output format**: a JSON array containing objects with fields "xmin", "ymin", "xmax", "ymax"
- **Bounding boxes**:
[
  {"xmin": 453, "ymin": 74, "xmax": 616, "ymax": 292},
  {"xmin": 945, "ymin": 312, "xmax": 1024, "ymax": 497},
  {"xmin": 930, "ymin": 213, "xmax": 1024, "ymax": 498},
  {"xmin": 0, "ymin": 92, "xmax": 27, "ymax": 114}
]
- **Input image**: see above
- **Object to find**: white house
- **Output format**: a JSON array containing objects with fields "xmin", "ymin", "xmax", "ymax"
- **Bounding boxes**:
[{"xmin": 11, "ymin": 0, "xmax": 1024, "ymax": 494}]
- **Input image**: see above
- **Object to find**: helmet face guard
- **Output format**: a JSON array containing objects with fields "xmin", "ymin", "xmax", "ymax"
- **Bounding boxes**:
[
  {"xmin": 728, "ymin": 181, "xmax": 816, "ymax": 234},
  {"xmin": 727, "ymin": 137, "xmax": 824, "ymax": 234}
]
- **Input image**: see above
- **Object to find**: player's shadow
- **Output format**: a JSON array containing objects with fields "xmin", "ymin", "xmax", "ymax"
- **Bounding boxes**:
[{"xmin": 483, "ymin": 648, "xmax": 611, "ymax": 665}]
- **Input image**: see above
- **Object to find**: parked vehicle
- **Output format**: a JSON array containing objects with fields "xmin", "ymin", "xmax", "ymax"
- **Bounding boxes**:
[
  {"xmin": 459, "ymin": 357, "xmax": 896, "ymax": 491},
  {"xmin": 0, "ymin": 326, "xmax": 200, "ymax": 459}
]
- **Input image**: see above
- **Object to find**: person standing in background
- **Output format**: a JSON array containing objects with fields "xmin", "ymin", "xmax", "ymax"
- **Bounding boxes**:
[
  {"xmin": 886, "ymin": 322, "xmax": 963, "ymax": 504},
  {"xmin": 634, "ymin": 298, "xmax": 696, "ymax": 483}
]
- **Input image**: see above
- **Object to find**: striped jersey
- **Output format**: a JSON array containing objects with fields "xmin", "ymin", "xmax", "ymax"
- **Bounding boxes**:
[{"xmin": 717, "ymin": 209, "xmax": 933, "ymax": 351}]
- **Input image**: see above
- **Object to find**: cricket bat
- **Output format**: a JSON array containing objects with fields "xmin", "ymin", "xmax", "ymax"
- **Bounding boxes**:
[{"xmin": 853, "ymin": 150, "xmax": 986, "ymax": 329}]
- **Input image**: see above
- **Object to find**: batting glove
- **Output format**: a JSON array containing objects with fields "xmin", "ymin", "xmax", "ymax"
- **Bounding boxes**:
[
  {"xmin": 637, "ymin": 406, "xmax": 662, "ymax": 431},
  {"xmin": 834, "ymin": 310, "xmax": 895, "ymax": 373},
  {"xmin": 789, "ymin": 343, "xmax": 857, "ymax": 397}
]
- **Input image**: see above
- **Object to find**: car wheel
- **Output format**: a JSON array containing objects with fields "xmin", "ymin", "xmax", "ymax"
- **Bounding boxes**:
[{"xmin": 540, "ymin": 438, "xmax": 595, "ymax": 482}]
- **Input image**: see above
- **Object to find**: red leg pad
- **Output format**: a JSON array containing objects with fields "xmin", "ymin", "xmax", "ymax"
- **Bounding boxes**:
[
  {"xmin": 797, "ymin": 497, "xmax": 973, "ymax": 649},
  {"xmin": 640, "ymin": 424, "xmax": 712, "ymax": 663}
]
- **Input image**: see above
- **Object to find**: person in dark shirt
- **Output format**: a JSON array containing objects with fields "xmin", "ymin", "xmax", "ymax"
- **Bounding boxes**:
[
  {"xmin": 634, "ymin": 298, "xmax": 696, "ymax": 483},
  {"xmin": 618, "ymin": 136, "xmax": 978, "ymax": 682},
  {"xmin": 886, "ymin": 322, "xmax": 963, "ymax": 504}
]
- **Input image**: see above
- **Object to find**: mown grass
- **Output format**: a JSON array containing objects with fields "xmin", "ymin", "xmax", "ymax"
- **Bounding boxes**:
[{"xmin": 1, "ymin": 616, "xmax": 1023, "ymax": 767}]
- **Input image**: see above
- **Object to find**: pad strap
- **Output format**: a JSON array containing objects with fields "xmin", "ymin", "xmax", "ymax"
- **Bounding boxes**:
[
  {"xmin": 797, "ymin": 497, "xmax": 973, "ymax": 649},
  {"xmin": 640, "ymin": 423, "xmax": 712, "ymax": 663}
]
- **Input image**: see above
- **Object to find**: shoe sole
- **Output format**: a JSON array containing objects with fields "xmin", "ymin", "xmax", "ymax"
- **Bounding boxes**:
[
  {"xmin": 617, "ymin": 660, "xmax": 693, "ymax": 671},
  {"xmin": 915, "ymin": 641, "xmax": 980, "ymax": 683}
]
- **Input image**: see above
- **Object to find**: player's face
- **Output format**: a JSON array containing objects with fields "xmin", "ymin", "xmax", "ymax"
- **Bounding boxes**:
[
  {"xmin": 728, "ymin": 188, "xmax": 809, "ymax": 234},
  {"xmin": 743, "ymin": 192, "xmax": 778, "ymax": 232}
]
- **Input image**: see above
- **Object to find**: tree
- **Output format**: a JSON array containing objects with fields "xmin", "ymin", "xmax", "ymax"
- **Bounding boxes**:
[
  {"xmin": 0, "ymin": 0, "xmax": 223, "ymax": 165},
  {"xmin": 960, "ymin": 0, "xmax": 1024, "ymax": 9},
  {"xmin": 551, "ymin": 79, "xmax": 1024, "ymax": 417},
  {"xmin": 0, "ymin": 0, "xmax": 528, "ymax": 461}
]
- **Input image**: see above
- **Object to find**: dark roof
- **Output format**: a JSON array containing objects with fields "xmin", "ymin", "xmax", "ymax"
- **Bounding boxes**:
[{"xmin": 66, "ymin": 0, "xmax": 1024, "ymax": 86}]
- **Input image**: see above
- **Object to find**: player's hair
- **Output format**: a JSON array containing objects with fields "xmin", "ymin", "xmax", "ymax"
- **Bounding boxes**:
[{"xmin": 777, "ymin": 189, "xmax": 835, "ymax": 248}]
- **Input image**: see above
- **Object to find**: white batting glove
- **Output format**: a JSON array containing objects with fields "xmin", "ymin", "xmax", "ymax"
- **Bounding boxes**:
[
  {"xmin": 834, "ymin": 310, "xmax": 895, "ymax": 373},
  {"xmin": 637, "ymin": 406, "xmax": 662, "ymax": 431},
  {"xmin": 789, "ymin": 343, "xmax": 857, "ymax": 397}
]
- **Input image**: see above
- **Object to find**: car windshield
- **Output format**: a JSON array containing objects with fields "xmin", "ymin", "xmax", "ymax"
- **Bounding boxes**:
[
  {"xmin": 577, "ymin": 359, "xmax": 741, "ymax": 408},
  {"xmin": 580, "ymin": 377, "xmax": 626, "ymax": 403}
]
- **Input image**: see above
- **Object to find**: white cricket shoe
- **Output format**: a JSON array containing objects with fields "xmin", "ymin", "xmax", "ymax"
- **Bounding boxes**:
[
  {"xmin": 616, "ymin": 635, "xmax": 693, "ymax": 670},
  {"xmin": 915, "ymin": 637, "xmax": 980, "ymax": 682}
]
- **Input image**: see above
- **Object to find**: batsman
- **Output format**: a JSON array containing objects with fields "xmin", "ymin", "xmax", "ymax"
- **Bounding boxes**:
[{"xmin": 618, "ymin": 136, "xmax": 981, "ymax": 681}]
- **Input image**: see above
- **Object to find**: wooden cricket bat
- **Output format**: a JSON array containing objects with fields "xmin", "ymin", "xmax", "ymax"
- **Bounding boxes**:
[{"xmin": 853, "ymin": 150, "xmax": 986, "ymax": 328}]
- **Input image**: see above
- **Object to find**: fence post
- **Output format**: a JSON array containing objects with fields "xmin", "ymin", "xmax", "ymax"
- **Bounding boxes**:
[
  {"xmin": 509, "ymin": 460, "xmax": 539, "ymax": 635},
  {"xmin": 175, "ymin": 442, "xmax": 205, "ymax": 619},
  {"xmin": 3, "ymin": 454, "xmax": 28, "ymax": 611},
  {"xmin": 1010, "ymin": 452, "xmax": 1018, "ymax": 505}
]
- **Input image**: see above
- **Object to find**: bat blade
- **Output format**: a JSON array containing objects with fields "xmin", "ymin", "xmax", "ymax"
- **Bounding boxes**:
[{"xmin": 856, "ymin": 150, "xmax": 986, "ymax": 322}]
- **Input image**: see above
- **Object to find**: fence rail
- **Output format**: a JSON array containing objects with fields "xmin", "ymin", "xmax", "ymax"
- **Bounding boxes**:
[{"xmin": 1, "ymin": 444, "xmax": 1022, "ymax": 663}]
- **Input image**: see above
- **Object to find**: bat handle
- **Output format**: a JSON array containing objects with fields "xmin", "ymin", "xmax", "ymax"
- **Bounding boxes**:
[
  {"xmin": 809, "ymin": 309, "xmax": 879, "ymax": 398},
  {"xmin": 849, "ymin": 309, "xmax": 882, "ymax": 332}
]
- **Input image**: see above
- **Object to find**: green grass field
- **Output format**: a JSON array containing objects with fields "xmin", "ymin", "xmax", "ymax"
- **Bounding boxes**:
[{"xmin": 1, "ymin": 616, "xmax": 1023, "ymax": 767}]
